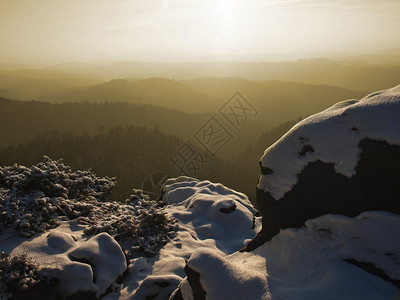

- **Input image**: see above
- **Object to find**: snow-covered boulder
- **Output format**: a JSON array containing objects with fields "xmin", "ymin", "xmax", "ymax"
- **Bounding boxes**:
[
  {"xmin": 3, "ymin": 175, "xmax": 399, "ymax": 299},
  {"xmin": 11, "ymin": 229, "xmax": 127, "ymax": 298},
  {"xmin": 245, "ymin": 84, "xmax": 400, "ymax": 250},
  {"xmin": 133, "ymin": 275, "xmax": 182, "ymax": 300},
  {"xmin": 106, "ymin": 177, "xmax": 259, "ymax": 299},
  {"xmin": 179, "ymin": 211, "xmax": 400, "ymax": 300},
  {"xmin": 161, "ymin": 177, "xmax": 259, "ymax": 253},
  {"xmin": 178, "ymin": 248, "xmax": 270, "ymax": 300}
]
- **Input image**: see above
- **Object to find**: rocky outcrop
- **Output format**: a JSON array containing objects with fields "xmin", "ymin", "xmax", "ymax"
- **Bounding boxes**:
[
  {"xmin": 15, "ymin": 230, "xmax": 128, "ymax": 298},
  {"xmin": 175, "ymin": 211, "xmax": 400, "ymax": 299},
  {"xmin": 244, "ymin": 85, "xmax": 400, "ymax": 251},
  {"xmin": 174, "ymin": 248, "xmax": 270, "ymax": 300}
]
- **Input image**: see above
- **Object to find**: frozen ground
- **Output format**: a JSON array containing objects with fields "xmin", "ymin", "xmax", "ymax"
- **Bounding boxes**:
[{"xmin": 1, "ymin": 175, "xmax": 399, "ymax": 299}]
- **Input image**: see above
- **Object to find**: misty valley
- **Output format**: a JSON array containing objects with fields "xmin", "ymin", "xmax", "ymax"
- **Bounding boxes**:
[
  {"xmin": 2, "ymin": 58, "xmax": 398, "ymax": 203},
  {"xmin": 1, "ymin": 56, "xmax": 400, "ymax": 300}
]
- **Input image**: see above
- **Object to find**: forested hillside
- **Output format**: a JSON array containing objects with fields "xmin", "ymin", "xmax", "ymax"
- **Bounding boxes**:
[
  {"xmin": 0, "ymin": 126, "xmax": 254, "ymax": 201},
  {"xmin": 0, "ymin": 116, "xmax": 302, "ymax": 203},
  {"xmin": 0, "ymin": 97, "xmax": 205, "ymax": 147}
]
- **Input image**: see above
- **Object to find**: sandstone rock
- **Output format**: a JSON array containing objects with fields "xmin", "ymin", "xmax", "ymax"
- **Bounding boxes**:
[{"xmin": 245, "ymin": 85, "xmax": 400, "ymax": 250}]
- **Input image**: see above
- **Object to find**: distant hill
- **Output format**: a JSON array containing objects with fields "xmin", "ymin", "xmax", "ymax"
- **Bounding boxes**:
[
  {"xmin": 53, "ymin": 59, "xmax": 400, "ymax": 91},
  {"xmin": 0, "ymin": 97, "xmax": 207, "ymax": 147},
  {"xmin": 0, "ymin": 64, "xmax": 381, "ymax": 124},
  {"xmin": 0, "ymin": 76, "xmax": 369, "ymax": 150},
  {"xmin": 0, "ymin": 68, "xmax": 101, "ymax": 100},
  {"xmin": 182, "ymin": 78, "xmax": 368, "ymax": 127},
  {"xmin": 41, "ymin": 78, "xmax": 221, "ymax": 113},
  {"xmin": 3, "ymin": 59, "xmax": 399, "ymax": 96},
  {"xmin": 39, "ymin": 77, "xmax": 367, "ymax": 127}
]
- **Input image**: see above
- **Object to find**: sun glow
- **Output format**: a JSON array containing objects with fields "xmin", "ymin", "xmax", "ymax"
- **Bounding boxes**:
[
  {"xmin": 216, "ymin": 0, "xmax": 233, "ymax": 18},
  {"xmin": 210, "ymin": 0, "xmax": 236, "ymax": 54},
  {"xmin": 1, "ymin": 0, "xmax": 399, "ymax": 64}
]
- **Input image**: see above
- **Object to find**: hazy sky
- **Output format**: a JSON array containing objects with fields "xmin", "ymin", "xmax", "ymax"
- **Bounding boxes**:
[{"xmin": 1, "ymin": 0, "xmax": 400, "ymax": 64}]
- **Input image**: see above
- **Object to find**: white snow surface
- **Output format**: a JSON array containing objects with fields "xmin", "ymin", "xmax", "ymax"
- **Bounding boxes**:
[
  {"xmin": 161, "ymin": 177, "xmax": 258, "ymax": 252},
  {"xmin": 258, "ymin": 84, "xmax": 400, "ymax": 200},
  {"xmin": 2, "ymin": 223, "xmax": 127, "ymax": 297},
  {"xmin": 182, "ymin": 211, "xmax": 400, "ymax": 300},
  {"xmin": 1, "ymin": 177, "xmax": 399, "ymax": 299},
  {"xmin": 116, "ymin": 178, "xmax": 399, "ymax": 300},
  {"xmin": 183, "ymin": 248, "xmax": 270, "ymax": 300},
  {"xmin": 111, "ymin": 177, "xmax": 262, "ymax": 299}
]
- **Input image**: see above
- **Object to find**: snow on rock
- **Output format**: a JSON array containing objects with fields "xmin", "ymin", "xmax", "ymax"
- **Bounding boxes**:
[
  {"xmin": 0, "ymin": 157, "xmax": 183, "ymax": 298},
  {"xmin": 258, "ymin": 84, "xmax": 400, "ymax": 199},
  {"xmin": 0, "ymin": 156, "xmax": 178, "ymax": 257},
  {"xmin": 181, "ymin": 248, "xmax": 270, "ymax": 300},
  {"xmin": 11, "ymin": 228, "xmax": 127, "ymax": 298},
  {"xmin": 67, "ymin": 233, "xmax": 127, "ymax": 296},
  {"xmin": 2, "ymin": 172, "xmax": 400, "ymax": 299},
  {"xmin": 132, "ymin": 275, "xmax": 182, "ymax": 300},
  {"xmin": 248, "ymin": 85, "xmax": 400, "ymax": 247},
  {"xmin": 47, "ymin": 230, "xmax": 76, "ymax": 252},
  {"xmin": 256, "ymin": 211, "xmax": 400, "ymax": 299},
  {"xmin": 161, "ymin": 177, "xmax": 259, "ymax": 252},
  {"xmin": 112, "ymin": 177, "xmax": 261, "ymax": 299},
  {"xmin": 181, "ymin": 211, "xmax": 400, "ymax": 300}
]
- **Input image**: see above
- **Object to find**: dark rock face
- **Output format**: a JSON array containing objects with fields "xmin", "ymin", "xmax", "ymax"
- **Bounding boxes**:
[
  {"xmin": 259, "ymin": 161, "xmax": 273, "ymax": 175},
  {"xmin": 184, "ymin": 263, "xmax": 206, "ymax": 300},
  {"xmin": 219, "ymin": 204, "xmax": 237, "ymax": 214},
  {"xmin": 244, "ymin": 138, "xmax": 400, "ymax": 251}
]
